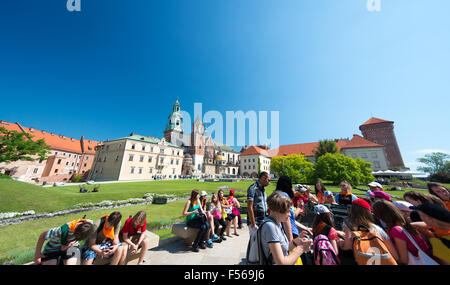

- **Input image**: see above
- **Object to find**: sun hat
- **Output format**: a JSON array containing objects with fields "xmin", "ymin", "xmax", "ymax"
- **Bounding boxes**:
[
  {"xmin": 324, "ymin": 191, "xmax": 333, "ymax": 197},
  {"xmin": 393, "ymin": 201, "xmax": 413, "ymax": 212},
  {"xmin": 409, "ymin": 203, "xmax": 450, "ymax": 223},
  {"xmin": 200, "ymin": 191, "xmax": 208, "ymax": 197},
  {"xmin": 314, "ymin": 204, "xmax": 331, "ymax": 215},
  {"xmin": 352, "ymin": 198, "xmax": 371, "ymax": 211},
  {"xmin": 368, "ymin": 182, "xmax": 383, "ymax": 189},
  {"xmin": 295, "ymin": 184, "xmax": 307, "ymax": 192},
  {"xmin": 372, "ymin": 190, "xmax": 391, "ymax": 201}
]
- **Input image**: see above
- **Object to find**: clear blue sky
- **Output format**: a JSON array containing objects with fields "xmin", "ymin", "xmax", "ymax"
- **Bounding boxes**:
[{"xmin": 1, "ymin": 0, "xmax": 449, "ymax": 171}]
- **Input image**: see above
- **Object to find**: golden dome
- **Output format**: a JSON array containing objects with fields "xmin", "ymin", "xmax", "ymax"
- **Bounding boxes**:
[{"xmin": 216, "ymin": 155, "xmax": 226, "ymax": 161}]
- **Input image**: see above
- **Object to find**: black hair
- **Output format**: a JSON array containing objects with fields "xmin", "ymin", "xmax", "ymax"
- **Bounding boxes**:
[{"xmin": 276, "ymin": 175, "xmax": 294, "ymax": 199}]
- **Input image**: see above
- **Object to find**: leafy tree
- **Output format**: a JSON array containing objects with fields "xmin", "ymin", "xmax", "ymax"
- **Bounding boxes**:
[
  {"xmin": 270, "ymin": 154, "xmax": 315, "ymax": 184},
  {"xmin": 0, "ymin": 127, "xmax": 50, "ymax": 163},
  {"xmin": 315, "ymin": 153, "xmax": 372, "ymax": 186},
  {"xmin": 355, "ymin": 157, "xmax": 376, "ymax": 185},
  {"xmin": 417, "ymin": 152, "xmax": 450, "ymax": 175},
  {"xmin": 313, "ymin": 139, "xmax": 338, "ymax": 160}
]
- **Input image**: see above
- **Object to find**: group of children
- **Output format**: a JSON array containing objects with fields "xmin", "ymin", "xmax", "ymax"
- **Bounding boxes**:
[
  {"xmin": 267, "ymin": 177, "xmax": 450, "ymax": 265},
  {"xmin": 34, "ymin": 210, "xmax": 149, "ymax": 265},
  {"xmin": 182, "ymin": 188, "xmax": 242, "ymax": 252}
]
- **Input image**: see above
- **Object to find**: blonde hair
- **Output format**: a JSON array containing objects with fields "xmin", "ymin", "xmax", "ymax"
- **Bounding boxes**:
[{"xmin": 131, "ymin": 211, "xmax": 146, "ymax": 226}]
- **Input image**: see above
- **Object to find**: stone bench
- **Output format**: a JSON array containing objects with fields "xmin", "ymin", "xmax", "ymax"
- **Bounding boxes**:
[
  {"xmin": 94, "ymin": 230, "xmax": 159, "ymax": 265},
  {"xmin": 171, "ymin": 222, "xmax": 199, "ymax": 246}
]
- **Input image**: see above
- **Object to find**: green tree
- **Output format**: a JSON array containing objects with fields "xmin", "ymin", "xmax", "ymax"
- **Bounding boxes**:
[
  {"xmin": 270, "ymin": 154, "xmax": 315, "ymax": 184},
  {"xmin": 0, "ymin": 127, "xmax": 50, "ymax": 163},
  {"xmin": 313, "ymin": 139, "xmax": 338, "ymax": 160},
  {"xmin": 315, "ymin": 153, "xmax": 372, "ymax": 186},
  {"xmin": 355, "ymin": 157, "xmax": 376, "ymax": 185},
  {"xmin": 417, "ymin": 152, "xmax": 450, "ymax": 174}
]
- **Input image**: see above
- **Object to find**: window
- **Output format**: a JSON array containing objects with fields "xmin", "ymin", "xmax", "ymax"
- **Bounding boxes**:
[
  {"xmin": 140, "ymin": 155, "xmax": 144, "ymax": 162},
  {"xmin": 129, "ymin": 154, "xmax": 134, "ymax": 161},
  {"xmin": 115, "ymin": 155, "xmax": 119, "ymax": 161},
  {"xmin": 171, "ymin": 159, "xmax": 174, "ymax": 165},
  {"xmin": 68, "ymin": 154, "xmax": 71, "ymax": 158},
  {"xmin": 86, "ymin": 156, "xmax": 89, "ymax": 160},
  {"xmin": 160, "ymin": 149, "xmax": 164, "ymax": 154},
  {"xmin": 160, "ymin": 158, "xmax": 164, "ymax": 164},
  {"xmin": 172, "ymin": 150, "xmax": 175, "ymax": 155},
  {"xmin": 131, "ymin": 144, "xmax": 136, "ymax": 150},
  {"xmin": 33, "ymin": 168, "xmax": 39, "ymax": 174},
  {"xmin": 84, "ymin": 163, "xmax": 87, "ymax": 167},
  {"xmin": 138, "ymin": 168, "xmax": 143, "ymax": 174},
  {"xmin": 149, "ymin": 168, "xmax": 153, "ymax": 173},
  {"xmin": 244, "ymin": 166, "xmax": 247, "ymax": 170},
  {"xmin": 142, "ymin": 145, "xmax": 146, "ymax": 151},
  {"xmin": 66, "ymin": 162, "xmax": 69, "ymax": 166},
  {"xmin": 150, "ymin": 147, "xmax": 154, "ymax": 152},
  {"xmin": 72, "ymin": 162, "xmax": 74, "ymax": 166},
  {"xmin": 57, "ymin": 159, "xmax": 62, "ymax": 164},
  {"xmin": 130, "ymin": 167, "xmax": 135, "ymax": 174},
  {"xmin": 173, "ymin": 169, "xmax": 176, "ymax": 174},
  {"xmin": 176, "ymin": 160, "xmax": 179, "ymax": 165},
  {"xmin": 148, "ymin": 157, "xmax": 152, "ymax": 163},
  {"xmin": 55, "ymin": 169, "xmax": 58, "ymax": 173}
]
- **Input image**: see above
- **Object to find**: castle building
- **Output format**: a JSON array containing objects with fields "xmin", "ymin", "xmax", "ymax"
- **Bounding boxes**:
[
  {"xmin": 88, "ymin": 133, "xmax": 183, "ymax": 181},
  {"xmin": 164, "ymin": 99, "xmax": 240, "ymax": 177},
  {"xmin": 0, "ymin": 120, "xmax": 100, "ymax": 183},
  {"xmin": 359, "ymin": 117, "xmax": 405, "ymax": 168}
]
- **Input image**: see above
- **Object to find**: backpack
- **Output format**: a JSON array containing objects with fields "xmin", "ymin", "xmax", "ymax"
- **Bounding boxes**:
[
  {"xmin": 313, "ymin": 225, "xmax": 340, "ymax": 265},
  {"xmin": 352, "ymin": 230, "xmax": 397, "ymax": 265},
  {"xmin": 245, "ymin": 219, "xmax": 275, "ymax": 265}
]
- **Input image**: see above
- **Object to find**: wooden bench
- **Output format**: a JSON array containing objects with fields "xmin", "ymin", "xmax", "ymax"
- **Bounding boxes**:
[{"xmin": 171, "ymin": 222, "xmax": 199, "ymax": 246}]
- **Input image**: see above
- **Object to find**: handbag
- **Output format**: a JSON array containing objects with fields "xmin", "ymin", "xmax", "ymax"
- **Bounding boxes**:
[
  {"xmin": 401, "ymin": 228, "xmax": 439, "ymax": 265},
  {"xmin": 212, "ymin": 209, "xmax": 222, "ymax": 220}
]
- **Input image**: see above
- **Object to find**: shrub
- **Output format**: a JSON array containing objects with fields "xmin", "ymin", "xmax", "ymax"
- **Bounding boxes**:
[
  {"xmin": 430, "ymin": 172, "xmax": 450, "ymax": 183},
  {"xmin": 71, "ymin": 174, "xmax": 83, "ymax": 183}
]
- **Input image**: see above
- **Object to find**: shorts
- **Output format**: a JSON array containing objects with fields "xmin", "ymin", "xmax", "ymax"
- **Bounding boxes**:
[
  {"xmin": 225, "ymin": 213, "xmax": 236, "ymax": 221},
  {"xmin": 81, "ymin": 241, "xmax": 122, "ymax": 261},
  {"xmin": 42, "ymin": 248, "xmax": 78, "ymax": 262}
]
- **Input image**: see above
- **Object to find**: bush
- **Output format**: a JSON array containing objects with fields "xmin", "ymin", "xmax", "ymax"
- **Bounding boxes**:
[
  {"xmin": 430, "ymin": 172, "xmax": 450, "ymax": 183},
  {"xmin": 71, "ymin": 174, "xmax": 83, "ymax": 183}
]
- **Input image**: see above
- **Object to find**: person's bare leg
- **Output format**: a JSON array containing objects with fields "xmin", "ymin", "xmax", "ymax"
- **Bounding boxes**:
[
  {"xmin": 226, "ymin": 220, "xmax": 231, "ymax": 237},
  {"xmin": 138, "ymin": 238, "xmax": 149, "ymax": 264},
  {"xmin": 109, "ymin": 246, "xmax": 123, "ymax": 265},
  {"xmin": 118, "ymin": 244, "xmax": 128, "ymax": 265},
  {"xmin": 233, "ymin": 216, "xmax": 238, "ymax": 235}
]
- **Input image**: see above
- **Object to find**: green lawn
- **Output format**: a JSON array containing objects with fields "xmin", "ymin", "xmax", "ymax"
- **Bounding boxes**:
[{"xmin": 0, "ymin": 179, "xmax": 273, "ymax": 214}]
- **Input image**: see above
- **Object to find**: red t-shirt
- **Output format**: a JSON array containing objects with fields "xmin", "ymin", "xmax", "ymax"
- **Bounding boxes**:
[{"xmin": 120, "ymin": 217, "xmax": 147, "ymax": 237}]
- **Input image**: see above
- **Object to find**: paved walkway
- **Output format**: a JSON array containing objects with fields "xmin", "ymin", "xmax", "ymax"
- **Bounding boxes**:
[{"xmin": 144, "ymin": 224, "xmax": 250, "ymax": 265}]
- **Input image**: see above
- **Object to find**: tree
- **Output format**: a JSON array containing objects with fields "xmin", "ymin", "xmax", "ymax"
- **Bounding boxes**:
[
  {"xmin": 0, "ymin": 127, "xmax": 50, "ymax": 163},
  {"xmin": 417, "ymin": 152, "xmax": 450, "ymax": 175},
  {"xmin": 313, "ymin": 139, "xmax": 338, "ymax": 160},
  {"xmin": 270, "ymin": 154, "xmax": 315, "ymax": 184},
  {"xmin": 315, "ymin": 153, "xmax": 373, "ymax": 186}
]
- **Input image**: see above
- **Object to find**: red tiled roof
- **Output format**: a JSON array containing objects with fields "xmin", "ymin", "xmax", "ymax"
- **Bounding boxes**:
[
  {"xmin": 360, "ymin": 117, "xmax": 393, "ymax": 126},
  {"xmin": 0, "ymin": 120, "xmax": 101, "ymax": 154},
  {"xmin": 271, "ymin": 139, "xmax": 349, "ymax": 157},
  {"xmin": 240, "ymin": 145, "xmax": 276, "ymax": 157},
  {"xmin": 340, "ymin": 134, "xmax": 384, "ymax": 149}
]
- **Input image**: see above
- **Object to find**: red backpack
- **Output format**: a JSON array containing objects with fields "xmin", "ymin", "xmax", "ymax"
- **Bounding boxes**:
[{"xmin": 313, "ymin": 225, "xmax": 340, "ymax": 265}]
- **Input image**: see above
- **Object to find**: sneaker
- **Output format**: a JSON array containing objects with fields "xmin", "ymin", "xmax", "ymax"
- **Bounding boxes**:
[
  {"xmin": 206, "ymin": 239, "xmax": 213, "ymax": 246},
  {"xmin": 206, "ymin": 242, "xmax": 213, "ymax": 248},
  {"xmin": 199, "ymin": 243, "xmax": 206, "ymax": 250},
  {"xmin": 220, "ymin": 236, "xmax": 227, "ymax": 241},
  {"xmin": 213, "ymin": 238, "xmax": 222, "ymax": 243},
  {"xmin": 212, "ymin": 234, "xmax": 220, "ymax": 240}
]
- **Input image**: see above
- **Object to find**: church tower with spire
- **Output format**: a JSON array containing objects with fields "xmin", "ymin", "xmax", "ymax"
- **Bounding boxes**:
[{"xmin": 164, "ymin": 97, "xmax": 184, "ymax": 146}]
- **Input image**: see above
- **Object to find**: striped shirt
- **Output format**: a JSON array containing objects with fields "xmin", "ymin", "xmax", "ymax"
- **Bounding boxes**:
[{"xmin": 43, "ymin": 227, "xmax": 76, "ymax": 254}]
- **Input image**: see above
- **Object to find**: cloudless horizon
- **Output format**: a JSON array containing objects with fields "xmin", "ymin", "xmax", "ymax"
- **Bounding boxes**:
[{"xmin": 1, "ymin": 0, "xmax": 449, "ymax": 172}]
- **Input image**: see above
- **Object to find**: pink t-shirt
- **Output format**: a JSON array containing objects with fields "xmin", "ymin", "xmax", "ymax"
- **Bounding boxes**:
[
  {"xmin": 389, "ymin": 226, "xmax": 431, "ymax": 257},
  {"xmin": 327, "ymin": 227, "xmax": 338, "ymax": 241}
]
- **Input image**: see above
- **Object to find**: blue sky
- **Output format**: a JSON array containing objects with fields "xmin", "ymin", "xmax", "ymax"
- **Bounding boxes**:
[{"xmin": 1, "ymin": 0, "xmax": 449, "ymax": 171}]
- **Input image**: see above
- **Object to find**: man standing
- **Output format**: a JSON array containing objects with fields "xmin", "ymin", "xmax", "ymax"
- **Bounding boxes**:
[{"xmin": 247, "ymin": 171, "xmax": 270, "ymax": 234}]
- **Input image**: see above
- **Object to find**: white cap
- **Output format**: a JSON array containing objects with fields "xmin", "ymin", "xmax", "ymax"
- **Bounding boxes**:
[
  {"xmin": 393, "ymin": 201, "xmax": 413, "ymax": 212},
  {"xmin": 314, "ymin": 204, "xmax": 331, "ymax": 215},
  {"xmin": 200, "ymin": 191, "xmax": 208, "ymax": 196},
  {"xmin": 295, "ymin": 184, "xmax": 307, "ymax": 192},
  {"xmin": 368, "ymin": 182, "xmax": 383, "ymax": 189}
]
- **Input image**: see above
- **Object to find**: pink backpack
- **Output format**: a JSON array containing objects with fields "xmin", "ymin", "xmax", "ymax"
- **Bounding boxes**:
[{"xmin": 313, "ymin": 226, "xmax": 340, "ymax": 265}]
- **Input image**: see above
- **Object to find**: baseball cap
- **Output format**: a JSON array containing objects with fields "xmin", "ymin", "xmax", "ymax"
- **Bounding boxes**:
[
  {"xmin": 368, "ymin": 182, "xmax": 383, "ymax": 189},
  {"xmin": 314, "ymin": 204, "xmax": 331, "ymax": 215},
  {"xmin": 393, "ymin": 201, "xmax": 413, "ymax": 212},
  {"xmin": 409, "ymin": 203, "xmax": 450, "ymax": 223},
  {"xmin": 200, "ymin": 191, "xmax": 208, "ymax": 197},
  {"xmin": 352, "ymin": 198, "xmax": 371, "ymax": 211},
  {"xmin": 372, "ymin": 190, "xmax": 391, "ymax": 201},
  {"xmin": 324, "ymin": 191, "xmax": 333, "ymax": 197}
]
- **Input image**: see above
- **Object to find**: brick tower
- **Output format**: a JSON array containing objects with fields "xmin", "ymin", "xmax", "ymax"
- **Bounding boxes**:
[{"xmin": 359, "ymin": 117, "xmax": 405, "ymax": 169}]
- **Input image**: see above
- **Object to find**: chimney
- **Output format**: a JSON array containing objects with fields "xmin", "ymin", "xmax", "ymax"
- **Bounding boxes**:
[{"xmin": 130, "ymin": 132, "xmax": 135, "ymax": 136}]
